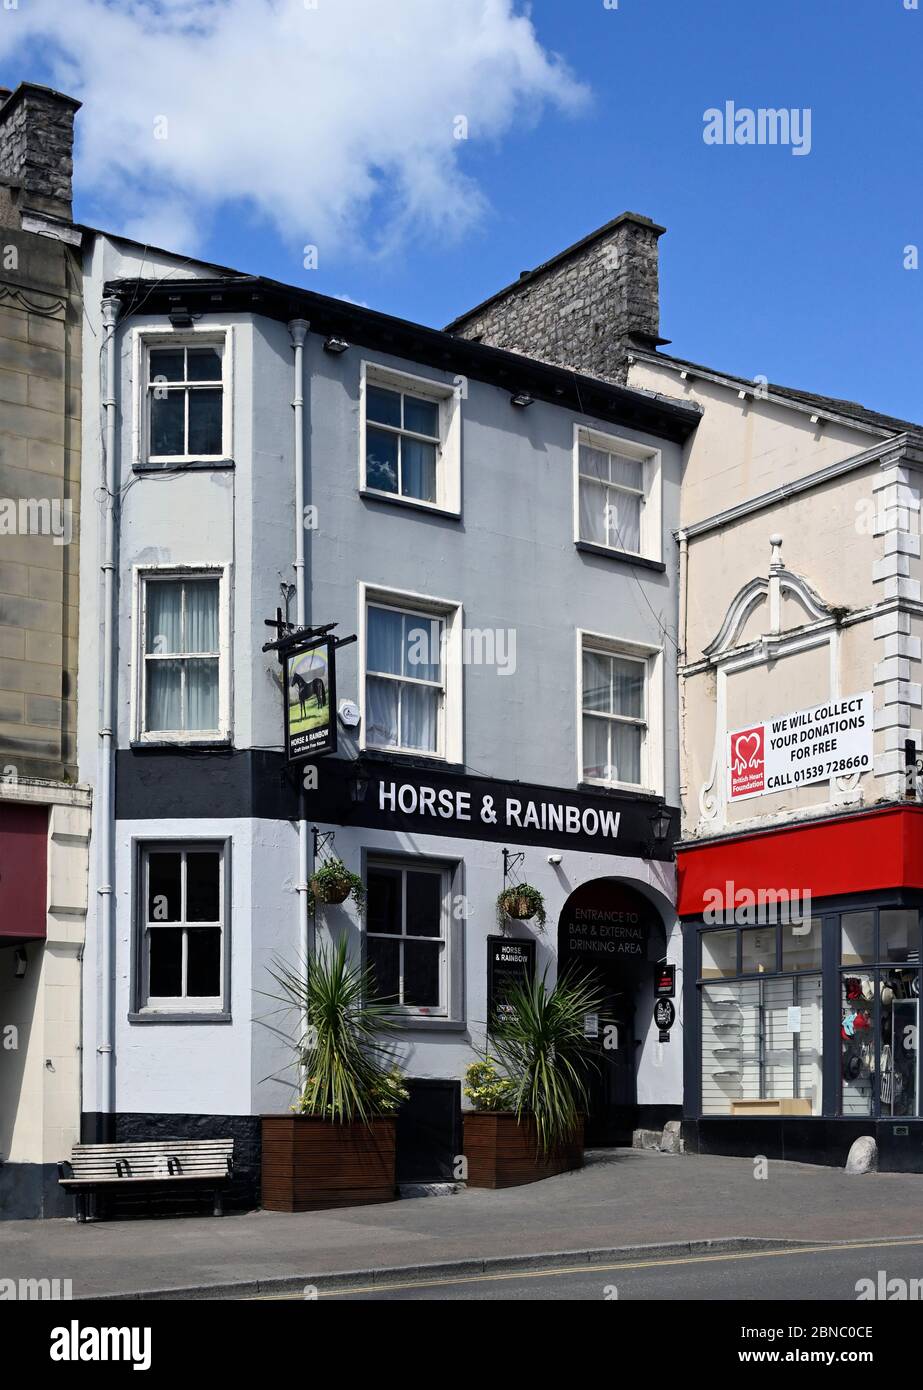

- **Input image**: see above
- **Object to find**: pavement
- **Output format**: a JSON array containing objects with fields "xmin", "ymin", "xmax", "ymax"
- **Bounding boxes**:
[{"xmin": 2, "ymin": 1148, "xmax": 923, "ymax": 1300}]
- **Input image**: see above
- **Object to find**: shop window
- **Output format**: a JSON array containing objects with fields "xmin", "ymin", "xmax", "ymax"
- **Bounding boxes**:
[
  {"xmin": 741, "ymin": 927, "xmax": 777, "ymax": 975},
  {"xmin": 880, "ymin": 910, "xmax": 919, "ymax": 964},
  {"xmin": 699, "ymin": 923, "xmax": 822, "ymax": 1116},
  {"xmin": 365, "ymin": 860, "xmax": 450, "ymax": 1015},
  {"xmin": 135, "ymin": 842, "xmax": 228, "ymax": 1016},
  {"xmin": 839, "ymin": 909, "xmax": 920, "ymax": 1118},
  {"xmin": 782, "ymin": 917, "xmax": 822, "ymax": 972},
  {"xmin": 841, "ymin": 911, "xmax": 875, "ymax": 966},
  {"xmin": 701, "ymin": 929, "xmax": 737, "ymax": 979}
]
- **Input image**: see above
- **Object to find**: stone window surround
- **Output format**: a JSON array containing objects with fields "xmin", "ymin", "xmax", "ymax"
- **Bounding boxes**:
[
  {"xmin": 363, "ymin": 851, "xmax": 459, "ymax": 1023},
  {"xmin": 358, "ymin": 359, "xmax": 462, "ymax": 517},
  {"xmin": 576, "ymin": 627, "xmax": 664, "ymax": 798},
  {"xmin": 128, "ymin": 835, "xmax": 232, "ymax": 1024},
  {"xmin": 131, "ymin": 325, "xmax": 234, "ymax": 471},
  {"xmin": 129, "ymin": 563, "xmax": 232, "ymax": 747},
  {"xmin": 572, "ymin": 422, "xmax": 663, "ymax": 565},
  {"xmin": 357, "ymin": 580, "xmax": 464, "ymax": 766}
]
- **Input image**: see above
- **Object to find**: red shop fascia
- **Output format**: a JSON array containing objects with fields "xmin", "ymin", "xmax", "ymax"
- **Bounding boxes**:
[{"xmin": 676, "ymin": 802, "xmax": 923, "ymax": 1170}]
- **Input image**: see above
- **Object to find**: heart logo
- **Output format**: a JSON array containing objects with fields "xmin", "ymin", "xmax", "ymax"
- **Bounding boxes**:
[{"xmin": 733, "ymin": 731, "xmax": 762, "ymax": 775}]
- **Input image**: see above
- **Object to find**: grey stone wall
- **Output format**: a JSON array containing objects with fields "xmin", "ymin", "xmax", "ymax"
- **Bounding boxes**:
[
  {"xmin": 0, "ymin": 229, "xmax": 81, "ymax": 782},
  {"xmin": 449, "ymin": 212, "xmax": 664, "ymax": 385}
]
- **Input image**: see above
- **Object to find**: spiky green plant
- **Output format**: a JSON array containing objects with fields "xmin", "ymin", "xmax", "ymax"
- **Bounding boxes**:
[
  {"xmin": 267, "ymin": 937, "xmax": 405, "ymax": 1124},
  {"xmin": 488, "ymin": 967, "xmax": 604, "ymax": 1157}
]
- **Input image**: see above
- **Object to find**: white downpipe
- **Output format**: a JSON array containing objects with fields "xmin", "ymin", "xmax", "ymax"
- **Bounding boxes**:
[
  {"xmin": 288, "ymin": 319, "xmax": 311, "ymax": 1084},
  {"xmin": 98, "ymin": 294, "xmax": 121, "ymax": 1122}
]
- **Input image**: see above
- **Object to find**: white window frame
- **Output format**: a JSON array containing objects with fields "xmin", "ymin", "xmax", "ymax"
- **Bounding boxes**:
[
  {"xmin": 572, "ymin": 424, "xmax": 662, "ymax": 563},
  {"xmin": 131, "ymin": 564, "xmax": 232, "ymax": 744},
  {"xmin": 577, "ymin": 629, "xmax": 664, "ymax": 796},
  {"xmin": 359, "ymin": 361, "xmax": 461, "ymax": 515},
  {"xmin": 359, "ymin": 582, "xmax": 463, "ymax": 763},
  {"xmin": 364, "ymin": 856, "xmax": 453, "ymax": 1019},
  {"xmin": 133, "ymin": 327, "xmax": 234, "ymax": 467},
  {"xmin": 135, "ymin": 839, "xmax": 229, "ymax": 1017}
]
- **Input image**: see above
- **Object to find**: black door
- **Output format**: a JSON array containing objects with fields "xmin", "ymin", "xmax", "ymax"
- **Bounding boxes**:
[{"xmin": 584, "ymin": 986, "xmax": 637, "ymax": 1145}]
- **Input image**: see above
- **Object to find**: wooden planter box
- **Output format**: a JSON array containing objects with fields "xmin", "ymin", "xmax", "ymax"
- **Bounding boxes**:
[
  {"xmin": 261, "ymin": 1115, "xmax": 397, "ymax": 1212},
  {"xmin": 463, "ymin": 1112, "xmax": 583, "ymax": 1189}
]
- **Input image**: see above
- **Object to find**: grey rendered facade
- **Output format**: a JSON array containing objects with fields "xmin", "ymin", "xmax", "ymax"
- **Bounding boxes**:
[{"xmin": 73, "ymin": 248, "xmax": 699, "ymax": 1197}]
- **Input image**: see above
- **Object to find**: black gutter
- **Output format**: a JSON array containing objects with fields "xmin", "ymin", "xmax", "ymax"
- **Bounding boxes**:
[{"xmin": 104, "ymin": 273, "xmax": 702, "ymax": 443}]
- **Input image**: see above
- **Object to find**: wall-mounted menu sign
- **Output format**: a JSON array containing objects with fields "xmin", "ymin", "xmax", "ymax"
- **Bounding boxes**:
[
  {"xmin": 487, "ymin": 936, "xmax": 536, "ymax": 1032},
  {"xmin": 655, "ymin": 965, "xmax": 676, "ymax": 998},
  {"xmin": 284, "ymin": 637, "xmax": 337, "ymax": 762}
]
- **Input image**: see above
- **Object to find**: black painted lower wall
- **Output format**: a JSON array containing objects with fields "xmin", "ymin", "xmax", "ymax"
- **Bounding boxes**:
[
  {"xmin": 684, "ymin": 1118, "xmax": 923, "ymax": 1172},
  {"xmin": 0, "ymin": 1162, "xmax": 72, "ymax": 1221},
  {"xmin": 80, "ymin": 1112, "xmax": 261, "ymax": 1215}
]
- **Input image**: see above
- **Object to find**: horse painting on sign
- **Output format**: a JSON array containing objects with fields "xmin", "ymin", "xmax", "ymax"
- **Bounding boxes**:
[{"xmin": 286, "ymin": 642, "xmax": 332, "ymax": 754}]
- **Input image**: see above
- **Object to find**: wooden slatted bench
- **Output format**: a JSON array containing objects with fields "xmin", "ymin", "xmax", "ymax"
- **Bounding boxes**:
[{"xmin": 58, "ymin": 1139, "xmax": 234, "ymax": 1221}]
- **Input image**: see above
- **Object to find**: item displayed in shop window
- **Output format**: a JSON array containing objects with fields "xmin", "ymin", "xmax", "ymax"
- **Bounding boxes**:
[{"xmin": 880, "ymin": 1044, "xmax": 894, "ymax": 1106}]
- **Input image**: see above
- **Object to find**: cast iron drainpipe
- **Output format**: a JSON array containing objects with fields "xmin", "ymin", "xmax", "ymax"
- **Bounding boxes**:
[
  {"xmin": 97, "ymin": 294, "xmax": 121, "ymax": 1126},
  {"xmin": 288, "ymin": 319, "xmax": 312, "ymax": 1085}
]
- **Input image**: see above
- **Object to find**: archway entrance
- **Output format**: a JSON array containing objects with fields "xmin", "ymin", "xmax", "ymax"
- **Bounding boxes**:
[{"xmin": 557, "ymin": 878, "xmax": 667, "ymax": 1145}]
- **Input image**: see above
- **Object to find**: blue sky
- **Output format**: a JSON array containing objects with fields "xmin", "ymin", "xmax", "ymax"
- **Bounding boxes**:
[{"xmin": 2, "ymin": 0, "xmax": 921, "ymax": 420}]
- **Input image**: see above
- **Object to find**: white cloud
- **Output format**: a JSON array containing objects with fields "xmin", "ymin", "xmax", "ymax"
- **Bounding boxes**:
[{"xmin": 0, "ymin": 0, "xmax": 587, "ymax": 257}]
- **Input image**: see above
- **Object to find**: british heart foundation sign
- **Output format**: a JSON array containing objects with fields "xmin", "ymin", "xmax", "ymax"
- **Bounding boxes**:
[
  {"xmin": 727, "ymin": 693, "xmax": 873, "ymax": 802},
  {"xmin": 729, "ymin": 726, "xmax": 765, "ymax": 798}
]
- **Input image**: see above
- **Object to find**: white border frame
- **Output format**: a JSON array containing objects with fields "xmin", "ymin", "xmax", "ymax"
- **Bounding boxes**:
[
  {"xmin": 365, "ymin": 854, "xmax": 453, "ymax": 1019},
  {"xmin": 132, "ymin": 326, "xmax": 234, "ymax": 468},
  {"xmin": 359, "ymin": 360, "xmax": 461, "ymax": 515},
  {"xmin": 576, "ymin": 627, "xmax": 664, "ymax": 796},
  {"xmin": 572, "ymin": 423, "xmax": 662, "ymax": 563},
  {"xmin": 130, "ymin": 835, "xmax": 232, "ymax": 1020},
  {"xmin": 358, "ymin": 580, "xmax": 463, "ymax": 764},
  {"xmin": 130, "ymin": 563, "xmax": 232, "ymax": 745}
]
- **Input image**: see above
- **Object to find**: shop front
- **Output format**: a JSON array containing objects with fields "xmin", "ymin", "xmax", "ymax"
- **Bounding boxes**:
[{"xmin": 678, "ymin": 804, "xmax": 923, "ymax": 1171}]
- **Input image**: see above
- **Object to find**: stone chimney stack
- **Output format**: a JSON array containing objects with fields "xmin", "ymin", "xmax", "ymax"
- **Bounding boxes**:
[
  {"xmin": 0, "ymin": 82, "xmax": 81, "ymax": 224},
  {"xmin": 446, "ymin": 212, "xmax": 667, "ymax": 385}
]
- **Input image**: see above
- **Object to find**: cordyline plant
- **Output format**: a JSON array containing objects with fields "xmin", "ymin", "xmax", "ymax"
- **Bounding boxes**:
[
  {"xmin": 266, "ymin": 937, "xmax": 406, "ymax": 1125},
  {"xmin": 488, "ymin": 967, "xmax": 604, "ymax": 1157}
]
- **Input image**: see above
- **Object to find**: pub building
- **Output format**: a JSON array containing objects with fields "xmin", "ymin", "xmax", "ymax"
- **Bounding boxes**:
[{"xmin": 74, "ymin": 235, "xmax": 701, "ymax": 1200}]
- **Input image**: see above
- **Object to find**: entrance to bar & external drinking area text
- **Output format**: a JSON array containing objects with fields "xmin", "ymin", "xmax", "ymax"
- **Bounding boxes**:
[{"xmin": 557, "ymin": 878, "xmax": 667, "ymax": 1145}]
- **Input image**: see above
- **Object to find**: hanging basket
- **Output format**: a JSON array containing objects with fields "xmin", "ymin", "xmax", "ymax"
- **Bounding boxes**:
[
  {"xmin": 311, "ymin": 875, "xmax": 351, "ymax": 905},
  {"xmin": 497, "ymin": 885, "xmax": 546, "ymax": 930},
  {"xmin": 308, "ymin": 860, "xmax": 365, "ymax": 909}
]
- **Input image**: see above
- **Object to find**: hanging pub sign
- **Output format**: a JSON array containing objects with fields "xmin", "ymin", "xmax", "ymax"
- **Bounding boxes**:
[
  {"xmin": 284, "ymin": 636, "xmax": 337, "ymax": 762},
  {"xmin": 487, "ymin": 935, "xmax": 536, "ymax": 1032}
]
